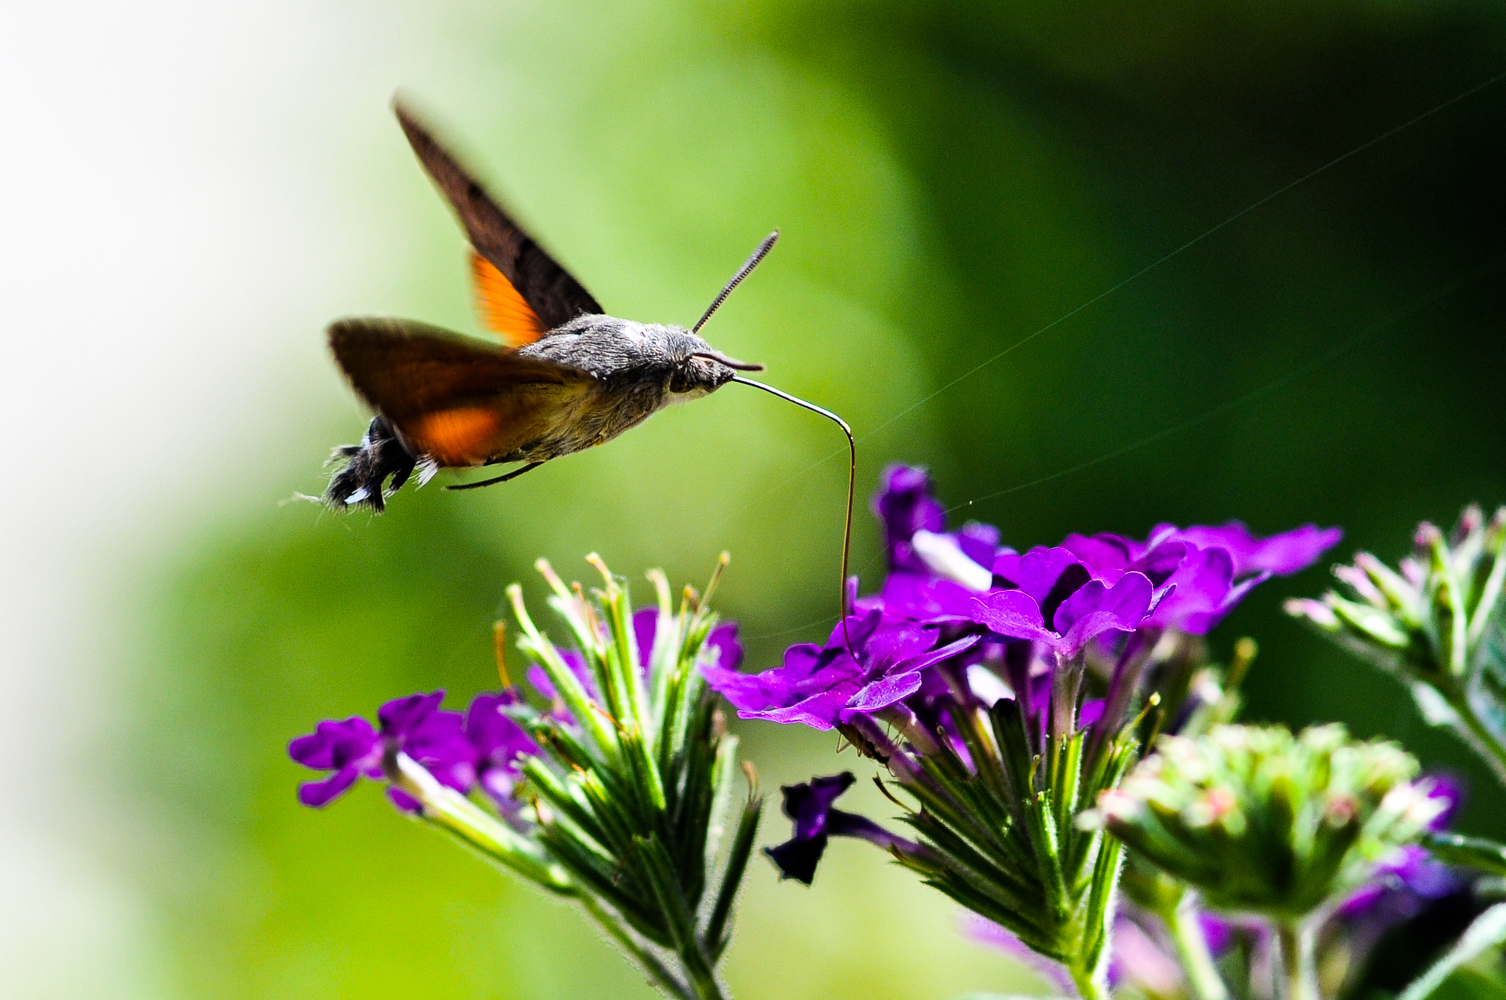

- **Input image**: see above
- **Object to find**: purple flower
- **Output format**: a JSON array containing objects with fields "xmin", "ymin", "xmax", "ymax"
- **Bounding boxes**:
[
  {"xmin": 1327, "ymin": 773, "xmax": 1469, "ymax": 984},
  {"xmin": 875, "ymin": 465, "xmax": 947, "ymax": 574},
  {"xmin": 874, "ymin": 464, "xmax": 1003, "ymax": 577},
  {"xmin": 1062, "ymin": 520, "xmax": 1341, "ymax": 634},
  {"xmin": 288, "ymin": 690, "xmax": 470, "ymax": 810},
  {"xmin": 1171, "ymin": 522, "xmax": 1343, "ymax": 577},
  {"xmin": 1337, "ymin": 845, "xmax": 1461, "ymax": 921},
  {"xmin": 765, "ymin": 772, "xmax": 916, "ymax": 884},
  {"xmin": 871, "ymin": 571, "xmax": 981, "ymax": 625},
  {"xmin": 702, "ymin": 610, "xmax": 977, "ymax": 730},
  {"xmin": 971, "ymin": 547, "xmax": 1157, "ymax": 657},
  {"xmin": 525, "ymin": 647, "xmax": 594, "ymax": 706},
  {"xmin": 464, "ymin": 691, "xmax": 540, "ymax": 811}
]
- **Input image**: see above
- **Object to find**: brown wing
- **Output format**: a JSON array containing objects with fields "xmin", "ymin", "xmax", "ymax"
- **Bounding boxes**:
[
  {"xmin": 393, "ymin": 99, "xmax": 603, "ymax": 330},
  {"xmin": 470, "ymin": 249, "xmax": 548, "ymax": 347},
  {"xmin": 328, "ymin": 317, "xmax": 595, "ymax": 467}
]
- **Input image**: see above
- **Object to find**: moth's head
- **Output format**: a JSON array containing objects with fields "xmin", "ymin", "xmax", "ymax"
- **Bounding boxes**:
[{"xmin": 665, "ymin": 329, "xmax": 762, "ymax": 399}]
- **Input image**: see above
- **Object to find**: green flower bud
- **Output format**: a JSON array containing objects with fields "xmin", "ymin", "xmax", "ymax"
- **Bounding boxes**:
[
  {"xmin": 1287, "ymin": 504, "xmax": 1506, "ymax": 782},
  {"xmin": 1287, "ymin": 505, "xmax": 1506, "ymax": 684},
  {"xmin": 1086, "ymin": 724, "xmax": 1443, "ymax": 922}
]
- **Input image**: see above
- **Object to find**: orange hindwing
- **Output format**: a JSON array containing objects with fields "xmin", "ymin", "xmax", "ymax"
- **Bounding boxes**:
[{"xmin": 470, "ymin": 249, "xmax": 549, "ymax": 347}]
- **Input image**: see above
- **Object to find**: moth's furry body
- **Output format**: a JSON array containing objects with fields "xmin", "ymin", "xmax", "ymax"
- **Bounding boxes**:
[{"xmin": 504, "ymin": 316, "xmax": 735, "ymax": 461}]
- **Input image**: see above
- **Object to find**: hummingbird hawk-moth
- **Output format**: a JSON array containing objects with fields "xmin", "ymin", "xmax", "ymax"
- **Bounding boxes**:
[
  {"xmin": 321, "ymin": 98, "xmax": 858, "ymax": 648},
  {"xmin": 324, "ymin": 99, "xmax": 806, "ymax": 512}
]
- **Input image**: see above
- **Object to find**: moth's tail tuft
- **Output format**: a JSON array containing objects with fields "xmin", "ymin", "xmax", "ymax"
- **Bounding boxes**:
[{"xmin": 324, "ymin": 416, "xmax": 417, "ymax": 513}]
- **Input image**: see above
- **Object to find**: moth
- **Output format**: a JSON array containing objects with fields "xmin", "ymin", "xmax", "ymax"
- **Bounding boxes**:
[
  {"xmin": 324, "ymin": 100, "xmax": 791, "ymax": 512},
  {"xmin": 322, "ymin": 99, "xmax": 858, "ymax": 650}
]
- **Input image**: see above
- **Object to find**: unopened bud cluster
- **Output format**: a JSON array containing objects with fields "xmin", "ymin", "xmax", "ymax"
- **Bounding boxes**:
[
  {"xmin": 1089, "ymin": 724, "xmax": 1444, "ymax": 922},
  {"xmin": 1287, "ymin": 504, "xmax": 1506, "ymax": 778}
]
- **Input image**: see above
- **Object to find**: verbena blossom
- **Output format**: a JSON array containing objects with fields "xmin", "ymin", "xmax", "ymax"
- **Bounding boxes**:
[
  {"xmin": 708, "ymin": 464, "xmax": 1338, "ymax": 743},
  {"xmin": 289, "ymin": 689, "xmax": 539, "ymax": 814},
  {"xmin": 764, "ymin": 772, "xmax": 919, "ymax": 883},
  {"xmin": 974, "ymin": 547, "xmax": 1157, "ymax": 657},
  {"xmin": 700, "ymin": 611, "xmax": 975, "ymax": 729},
  {"xmin": 462, "ymin": 691, "xmax": 541, "ymax": 814},
  {"xmin": 290, "ymin": 554, "xmax": 763, "ymax": 1000},
  {"xmin": 288, "ymin": 691, "xmax": 470, "ymax": 809},
  {"xmin": 1335, "ymin": 775, "xmax": 1465, "ymax": 932},
  {"xmin": 701, "ymin": 464, "xmax": 1344, "ymax": 996},
  {"xmin": 869, "ymin": 466, "xmax": 1340, "ymax": 639}
]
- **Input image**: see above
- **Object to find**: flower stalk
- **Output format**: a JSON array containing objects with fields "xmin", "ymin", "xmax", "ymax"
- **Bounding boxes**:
[
  {"xmin": 1165, "ymin": 898, "xmax": 1230, "ymax": 1000},
  {"xmin": 1275, "ymin": 920, "xmax": 1318, "ymax": 1000}
]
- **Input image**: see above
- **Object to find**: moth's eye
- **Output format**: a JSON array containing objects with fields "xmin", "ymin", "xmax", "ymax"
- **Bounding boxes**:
[{"xmin": 669, "ymin": 365, "xmax": 695, "ymax": 394}]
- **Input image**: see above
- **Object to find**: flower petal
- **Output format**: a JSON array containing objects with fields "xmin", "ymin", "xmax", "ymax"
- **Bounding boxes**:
[
  {"xmin": 297, "ymin": 765, "xmax": 361, "ymax": 808},
  {"xmin": 969, "ymin": 590, "xmax": 1053, "ymax": 644},
  {"xmin": 1054, "ymin": 572, "xmax": 1155, "ymax": 657}
]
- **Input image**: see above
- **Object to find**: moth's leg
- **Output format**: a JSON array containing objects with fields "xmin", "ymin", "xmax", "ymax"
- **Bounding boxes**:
[{"xmin": 446, "ymin": 461, "xmax": 545, "ymax": 491}]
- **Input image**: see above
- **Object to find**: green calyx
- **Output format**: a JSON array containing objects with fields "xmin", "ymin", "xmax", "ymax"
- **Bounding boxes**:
[
  {"xmin": 1087, "ymin": 723, "xmax": 1443, "ymax": 922},
  {"xmin": 1287, "ymin": 504, "xmax": 1506, "ymax": 781},
  {"xmin": 406, "ymin": 554, "xmax": 760, "ymax": 1000}
]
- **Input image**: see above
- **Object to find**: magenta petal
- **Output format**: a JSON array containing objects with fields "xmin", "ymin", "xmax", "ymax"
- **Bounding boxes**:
[
  {"xmin": 957, "ymin": 523, "xmax": 1002, "ymax": 569},
  {"xmin": 875, "ymin": 464, "xmax": 947, "ymax": 573},
  {"xmin": 1175, "ymin": 522, "xmax": 1342, "ymax": 576},
  {"xmin": 405, "ymin": 710, "xmax": 467, "ymax": 757},
  {"xmin": 991, "ymin": 547, "xmax": 1083, "ymax": 604},
  {"xmin": 298, "ymin": 765, "xmax": 361, "ymax": 807},
  {"xmin": 1062, "ymin": 533, "xmax": 1139, "ymax": 574},
  {"xmin": 377, "ymin": 690, "xmax": 446, "ymax": 736},
  {"xmin": 843, "ymin": 670, "xmax": 925, "ymax": 716},
  {"xmin": 969, "ymin": 590, "xmax": 1052, "ymax": 643},
  {"xmin": 386, "ymin": 787, "xmax": 423, "ymax": 814},
  {"xmin": 289, "ymin": 716, "xmax": 377, "ymax": 769},
  {"xmin": 632, "ymin": 607, "xmax": 659, "ymax": 673},
  {"xmin": 706, "ymin": 622, "xmax": 744, "ymax": 672},
  {"xmin": 701, "ymin": 661, "xmax": 775, "ymax": 712},
  {"xmin": 1055, "ymin": 572, "xmax": 1154, "ymax": 657},
  {"xmin": 746, "ymin": 683, "xmax": 859, "ymax": 730},
  {"xmin": 880, "ymin": 573, "xmax": 978, "ymax": 622}
]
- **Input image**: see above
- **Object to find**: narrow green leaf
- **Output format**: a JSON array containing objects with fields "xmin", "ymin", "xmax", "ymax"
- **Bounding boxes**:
[
  {"xmin": 1426, "ymin": 833, "xmax": 1506, "ymax": 876},
  {"xmin": 705, "ymin": 796, "xmax": 762, "ymax": 958},
  {"xmin": 1396, "ymin": 903, "xmax": 1506, "ymax": 1000}
]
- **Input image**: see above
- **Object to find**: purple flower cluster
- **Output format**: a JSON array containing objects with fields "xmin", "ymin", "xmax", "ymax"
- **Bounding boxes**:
[
  {"xmin": 290, "ymin": 607, "xmax": 745, "ymax": 815},
  {"xmin": 288, "ymin": 689, "xmax": 539, "ymax": 814},
  {"xmin": 705, "ymin": 464, "xmax": 1340, "ymax": 738}
]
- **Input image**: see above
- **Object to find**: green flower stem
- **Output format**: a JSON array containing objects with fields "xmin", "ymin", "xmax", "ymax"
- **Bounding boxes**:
[
  {"xmin": 1275, "ymin": 920, "xmax": 1318, "ymax": 1000},
  {"xmin": 1066, "ymin": 956, "xmax": 1109, "ymax": 1000},
  {"xmin": 1445, "ymin": 691, "xmax": 1506, "ymax": 786},
  {"xmin": 577, "ymin": 894, "xmax": 695, "ymax": 1000},
  {"xmin": 1165, "ymin": 900, "xmax": 1229, "ymax": 1000}
]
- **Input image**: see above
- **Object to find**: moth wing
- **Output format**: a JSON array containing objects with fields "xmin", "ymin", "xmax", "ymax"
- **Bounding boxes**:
[
  {"xmin": 394, "ymin": 99, "xmax": 604, "ymax": 330},
  {"xmin": 470, "ymin": 249, "xmax": 548, "ymax": 347},
  {"xmin": 328, "ymin": 317, "xmax": 594, "ymax": 467}
]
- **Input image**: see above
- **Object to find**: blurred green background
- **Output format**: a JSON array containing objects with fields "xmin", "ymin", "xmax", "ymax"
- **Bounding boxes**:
[{"xmin": 5, "ymin": 0, "xmax": 1506, "ymax": 997}]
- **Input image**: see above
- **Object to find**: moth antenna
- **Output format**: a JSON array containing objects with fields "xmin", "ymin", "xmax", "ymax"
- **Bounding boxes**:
[
  {"xmin": 731, "ymin": 376, "xmax": 857, "ymax": 659},
  {"xmin": 692, "ymin": 231, "xmax": 779, "ymax": 334}
]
